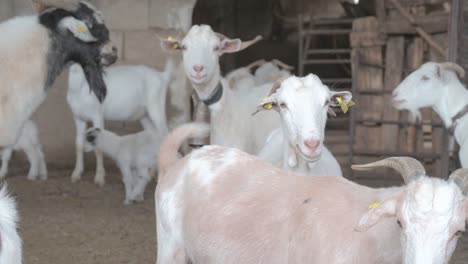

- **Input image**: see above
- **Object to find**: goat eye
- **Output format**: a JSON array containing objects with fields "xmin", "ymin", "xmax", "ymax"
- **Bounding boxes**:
[
  {"xmin": 421, "ymin": 75, "xmax": 430, "ymax": 81},
  {"xmin": 455, "ymin": 230, "xmax": 464, "ymax": 236},
  {"xmin": 181, "ymin": 45, "xmax": 187, "ymax": 50},
  {"xmin": 397, "ymin": 220, "xmax": 402, "ymax": 228},
  {"xmin": 279, "ymin": 103, "xmax": 288, "ymax": 109},
  {"xmin": 214, "ymin": 45, "xmax": 220, "ymax": 51},
  {"xmin": 324, "ymin": 101, "xmax": 330, "ymax": 108}
]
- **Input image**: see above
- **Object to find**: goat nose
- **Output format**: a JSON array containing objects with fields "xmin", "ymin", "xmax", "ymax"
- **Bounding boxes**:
[
  {"xmin": 304, "ymin": 139, "xmax": 320, "ymax": 153},
  {"xmin": 193, "ymin": 65, "xmax": 204, "ymax": 73}
]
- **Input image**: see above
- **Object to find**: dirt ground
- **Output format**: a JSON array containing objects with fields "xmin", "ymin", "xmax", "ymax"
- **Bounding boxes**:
[
  {"xmin": 7, "ymin": 167, "xmax": 157, "ymax": 264},
  {"xmin": 5, "ymin": 165, "xmax": 468, "ymax": 264}
]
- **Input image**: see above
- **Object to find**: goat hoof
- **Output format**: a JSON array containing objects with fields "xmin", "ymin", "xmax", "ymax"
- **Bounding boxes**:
[
  {"xmin": 123, "ymin": 199, "xmax": 134, "ymax": 206},
  {"xmin": 94, "ymin": 177, "xmax": 105, "ymax": 187},
  {"xmin": 27, "ymin": 175, "xmax": 38, "ymax": 181},
  {"xmin": 70, "ymin": 171, "xmax": 82, "ymax": 183}
]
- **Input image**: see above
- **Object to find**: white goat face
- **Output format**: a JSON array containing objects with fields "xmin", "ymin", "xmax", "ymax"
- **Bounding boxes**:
[
  {"xmin": 392, "ymin": 62, "xmax": 447, "ymax": 118},
  {"xmin": 357, "ymin": 177, "xmax": 468, "ymax": 264},
  {"xmin": 161, "ymin": 25, "xmax": 262, "ymax": 87},
  {"xmin": 258, "ymin": 75, "xmax": 352, "ymax": 161}
]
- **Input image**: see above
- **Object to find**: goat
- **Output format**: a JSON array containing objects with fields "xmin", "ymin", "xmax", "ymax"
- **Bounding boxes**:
[
  {"xmin": 67, "ymin": 59, "xmax": 174, "ymax": 186},
  {"xmin": 0, "ymin": 185, "xmax": 22, "ymax": 264},
  {"xmin": 156, "ymin": 122, "xmax": 468, "ymax": 264},
  {"xmin": 225, "ymin": 59, "xmax": 293, "ymax": 90},
  {"xmin": 392, "ymin": 62, "xmax": 468, "ymax": 168},
  {"xmin": 85, "ymin": 127, "xmax": 161, "ymax": 205},
  {"xmin": 161, "ymin": 25, "xmax": 280, "ymax": 155},
  {"xmin": 0, "ymin": 120, "xmax": 47, "ymax": 180},
  {"xmin": 256, "ymin": 74, "xmax": 351, "ymax": 176},
  {"xmin": 0, "ymin": 0, "xmax": 117, "ymax": 148}
]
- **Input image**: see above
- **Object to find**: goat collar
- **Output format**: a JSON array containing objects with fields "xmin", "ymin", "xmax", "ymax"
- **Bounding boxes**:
[
  {"xmin": 202, "ymin": 81, "xmax": 223, "ymax": 106},
  {"xmin": 449, "ymin": 104, "xmax": 468, "ymax": 134}
]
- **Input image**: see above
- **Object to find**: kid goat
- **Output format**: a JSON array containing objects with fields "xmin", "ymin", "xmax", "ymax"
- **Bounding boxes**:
[{"xmin": 156, "ymin": 122, "xmax": 468, "ymax": 264}]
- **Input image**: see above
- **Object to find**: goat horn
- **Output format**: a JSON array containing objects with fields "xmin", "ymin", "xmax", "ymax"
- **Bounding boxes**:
[
  {"xmin": 272, "ymin": 59, "xmax": 295, "ymax": 71},
  {"xmin": 449, "ymin": 168, "xmax": 468, "ymax": 195},
  {"xmin": 351, "ymin": 157, "xmax": 426, "ymax": 184},
  {"xmin": 440, "ymin": 62, "xmax": 465, "ymax": 79}
]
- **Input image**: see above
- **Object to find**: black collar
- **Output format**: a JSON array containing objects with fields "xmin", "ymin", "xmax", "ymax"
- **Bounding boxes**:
[
  {"xmin": 202, "ymin": 82, "xmax": 223, "ymax": 106},
  {"xmin": 449, "ymin": 104, "xmax": 468, "ymax": 134}
]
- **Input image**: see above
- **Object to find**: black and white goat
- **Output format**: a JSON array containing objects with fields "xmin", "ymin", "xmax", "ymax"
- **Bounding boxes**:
[{"xmin": 0, "ymin": 0, "xmax": 117, "ymax": 147}]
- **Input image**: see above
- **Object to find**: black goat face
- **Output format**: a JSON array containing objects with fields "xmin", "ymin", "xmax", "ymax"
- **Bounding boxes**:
[{"xmin": 39, "ymin": 1, "xmax": 118, "ymax": 102}]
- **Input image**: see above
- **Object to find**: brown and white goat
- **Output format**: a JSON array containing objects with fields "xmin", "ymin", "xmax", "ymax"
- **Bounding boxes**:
[{"xmin": 155, "ymin": 122, "xmax": 468, "ymax": 264}]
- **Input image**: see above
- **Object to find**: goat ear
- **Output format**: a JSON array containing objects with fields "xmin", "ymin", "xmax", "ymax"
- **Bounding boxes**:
[
  {"xmin": 252, "ymin": 95, "xmax": 277, "ymax": 115},
  {"xmin": 329, "ymin": 91, "xmax": 353, "ymax": 107},
  {"xmin": 354, "ymin": 194, "xmax": 401, "ymax": 232},
  {"xmin": 161, "ymin": 38, "xmax": 182, "ymax": 53},
  {"xmin": 58, "ymin": 17, "xmax": 97, "ymax": 43},
  {"xmin": 220, "ymin": 38, "xmax": 243, "ymax": 54}
]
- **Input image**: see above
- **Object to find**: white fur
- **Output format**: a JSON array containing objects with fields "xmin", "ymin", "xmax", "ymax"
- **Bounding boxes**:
[
  {"xmin": 0, "ymin": 120, "xmax": 47, "ymax": 180},
  {"xmin": 0, "ymin": 185, "xmax": 22, "ymax": 264},
  {"xmin": 67, "ymin": 59, "xmax": 174, "ymax": 186},
  {"xmin": 257, "ymin": 75, "xmax": 350, "ymax": 176},
  {"xmin": 85, "ymin": 128, "xmax": 162, "ymax": 205},
  {"xmin": 392, "ymin": 62, "xmax": 468, "ymax": 168},
  {"xmin": 156, "ymin": 124, "xmax": 468, "ymax": 264},
  {"xmin": 162, "ymin": 25, "xmax": 280, "ymax": 155}
]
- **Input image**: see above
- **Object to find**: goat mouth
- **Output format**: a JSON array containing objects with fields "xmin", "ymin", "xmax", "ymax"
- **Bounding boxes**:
[
  {"xmin": 191, "ymin": 74, "xmax": 207, "ymax": 81},
  {"xmin": 296, "ymin": 144, "xmax": 321, "ymax": 162},
  {"xmin": 392, "ymin": 99, "xmax": 407, "ymax": 108}
]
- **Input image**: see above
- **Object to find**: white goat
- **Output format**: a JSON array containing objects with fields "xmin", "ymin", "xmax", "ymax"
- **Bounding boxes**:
[
  {"xmin": 0, "ymin": 120, "xmax": 47, "ymax": 180},
  {"xmin": 156, "ymin": 122, "xmax": 468, "ymax": 264},
  {"xmin": 85, "ymin": 127, "xmax": 161, "ymax": 205},
  {"xmin": 0, "ymin": 185, "xmax": 22, "ymax": 264},
  {"xmin": 67, "ymin": 59, "xmax": 174, "ymax": 186},
  {"xmin": 392, "ymin": 62, "xmax": 468, "ymax": 168},
  {"xmin": 256, "ymin": 75, "xmax": 350, "ymax": 176},
  {"xmin": 0, "ymin": 0, "xmax": 116, "ymax": 148},
  {"xmin": 225, "ymin": 59, "xmax": 293, "ymax": 90},
  {"xmin": 161, "ymin": 25, "xmax": 280, "ymax": 154}
]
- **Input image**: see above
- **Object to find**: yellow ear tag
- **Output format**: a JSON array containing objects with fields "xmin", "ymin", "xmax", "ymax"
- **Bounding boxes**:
[
  {"xmin": 368, "ymin": 201, "xmax": 382, "ymax": 209},
  {"xmin": 263, "ymin": 103, "xmax": 273, "ymax": 110},
  {"xmin": 167, "ymin": 36, "xmax": 179, "ymax": 49},
  {"xmin": 336, "ymin": 97, "xmax": 355, "ymax": 114},
  {"xmin": 76, "ymin": 24, "xmax": 88, "ymax": 33}
]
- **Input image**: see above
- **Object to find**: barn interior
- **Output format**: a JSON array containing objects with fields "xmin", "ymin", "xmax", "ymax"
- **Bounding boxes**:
[{"xmin": 0, "ymin": 0, "xmax": 467, "ymax": 263}]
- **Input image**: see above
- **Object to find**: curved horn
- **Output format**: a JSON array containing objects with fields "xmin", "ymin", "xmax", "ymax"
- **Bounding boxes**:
[
  {"xmin": 440, "ymin": 62, "xmax": 465, "ymax": 79},
  {"xmin": 32, "ymin": 0, "xmax": 79, "ymax": 13},
  {"xmin": 272, "ymin": 59, "xmax": 295, "ymax": 71},
  {"xmin": 351, "ymin": 157, "xmax": 426, "ymax": 183},
  {"xmin": 449, "ymin": 168, "xmax": 468, "ymax": 195}
]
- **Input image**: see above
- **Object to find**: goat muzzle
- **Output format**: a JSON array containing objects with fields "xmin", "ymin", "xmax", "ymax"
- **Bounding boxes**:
[{"xmin": 99, "ymin": 42, "xmax": 118, "ymax": 67}]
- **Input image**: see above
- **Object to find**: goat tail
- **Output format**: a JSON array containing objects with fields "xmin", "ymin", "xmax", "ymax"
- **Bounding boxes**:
[
  {"xmin": 159, "ymin": 122, "xmax": 210, "ymax": 175},
  {"xmin": 0, "ymin": 184, "xmax": 22, "ymax": 264}
]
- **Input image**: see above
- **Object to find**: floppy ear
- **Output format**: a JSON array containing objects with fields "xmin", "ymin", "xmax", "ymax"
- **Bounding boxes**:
[
  {"xmin": 58, "ymin": 17, "xmax": 97, "ymax": 42},
  {"xmin": 355, "ymin": 194, "xmax": 401, "ymax": 232},
  {"xmin": 161, "ymin": 37, "xmax": 182, "ymax": 53},
  {"xmin": 329, "ymin": 91, "xmax": 353, "ymax": 107}
]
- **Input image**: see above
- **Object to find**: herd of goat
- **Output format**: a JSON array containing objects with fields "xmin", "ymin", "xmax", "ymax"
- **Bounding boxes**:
[{"xmin": 0, "ymin": 0, "xmax": 467, "ymax": 264}]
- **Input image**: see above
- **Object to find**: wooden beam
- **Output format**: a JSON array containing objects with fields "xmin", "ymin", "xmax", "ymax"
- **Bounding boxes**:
[
  {"xmin": 448, "ymin": 0, "xmax": 461, "ymax": 61},
  {"xmin": 388, "ymin": 0, "xmax": 447, "ymax": 57},
  {"xmin": 385, "ymin": 15, "xmax": 448, "ymax": 34}
]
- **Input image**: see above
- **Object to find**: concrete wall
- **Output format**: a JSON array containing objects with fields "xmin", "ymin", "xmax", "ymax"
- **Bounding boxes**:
[{"xmin": 0, "ymin": 0, "xmax": 189, "ymax": 169}]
